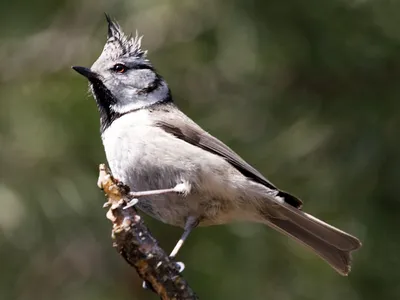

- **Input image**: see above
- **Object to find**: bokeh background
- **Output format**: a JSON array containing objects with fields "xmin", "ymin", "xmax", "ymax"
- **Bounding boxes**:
[{"xmin": 1, "ymin": 0, "xmax": 400, "ymax": 299}]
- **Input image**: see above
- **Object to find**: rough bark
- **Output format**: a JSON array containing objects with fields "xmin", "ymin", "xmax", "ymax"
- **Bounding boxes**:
[{"xmin": 97, "ymin": 164, "xmax": 199, "ymax": 300}]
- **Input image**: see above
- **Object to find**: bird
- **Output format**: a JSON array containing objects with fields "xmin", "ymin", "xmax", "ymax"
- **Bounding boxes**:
[{"xmin": 72, "ymin": 15, "xmax": 362, "ymax": 276}]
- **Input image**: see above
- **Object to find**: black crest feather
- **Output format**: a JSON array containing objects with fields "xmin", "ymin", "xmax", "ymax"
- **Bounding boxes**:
[
  {"xmin": 105, "ymin": 13, "xmax": 122, "ymax": 39},
  {"xmin": 103, "ymin": 14, "xmax": 147, "ymax": 60}
]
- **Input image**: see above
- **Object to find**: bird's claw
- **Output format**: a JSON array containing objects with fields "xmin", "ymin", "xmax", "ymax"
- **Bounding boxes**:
[
  {"xmin": 142, "ymin": 280, "xmax": 152, "ymax": 290},
  {"xmin": 174, "ymin": 261, "xmax": 185, "ymax": 272},
  {"xmin": 123, "ymin": 198, "xmax": 138, "ymax": 209},
  {"xmin": 141, "ymin": 261, "xmax": 185, "ymax": 290}
]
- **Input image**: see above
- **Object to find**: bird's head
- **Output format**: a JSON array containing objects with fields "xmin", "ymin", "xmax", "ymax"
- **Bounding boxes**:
[{"xmin": 73, "ymin": 15, "xmax": 170, "ymax": 130}]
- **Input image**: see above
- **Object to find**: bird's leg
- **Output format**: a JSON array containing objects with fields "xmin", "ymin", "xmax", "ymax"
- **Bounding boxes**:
[
  {"xmin": 120, "ymin": 181, "xmax": 195, "ymax": 290},
  {"xmin": 170, "ymin": 216, "xmax": 199, "ymax": 259},
  {"xmin": 142, "ymin": 217, "xmax": 198, "ymax": 290},
  {"xmin": 124, "ymin": 182, "xmax": 191, "ymax": 209},
  {"xmin": 168, "ymin": 216, "xmax": 199, "ymax": 274}
]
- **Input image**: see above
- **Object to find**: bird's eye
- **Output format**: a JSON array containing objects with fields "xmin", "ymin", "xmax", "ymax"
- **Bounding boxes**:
[{"xmin": 112, "ymin": 64, "xmax": 127, "ymax": 73}]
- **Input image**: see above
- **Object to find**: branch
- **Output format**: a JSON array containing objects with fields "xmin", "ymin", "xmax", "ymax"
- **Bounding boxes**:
[{"xmin": 97, "ymin": 164, "xmax": 199, "ymax": 300}]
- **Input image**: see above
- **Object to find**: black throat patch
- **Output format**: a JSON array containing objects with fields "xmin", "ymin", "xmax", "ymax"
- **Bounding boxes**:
[{"xmin": 89, "ymin": 77, "xmax": 120, "ymax": 133}]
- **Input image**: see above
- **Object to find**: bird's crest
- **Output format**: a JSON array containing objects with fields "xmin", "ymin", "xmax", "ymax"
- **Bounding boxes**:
[{"xmin": 102, "ymin": 14, "xmax": 148, "ymax": 61}]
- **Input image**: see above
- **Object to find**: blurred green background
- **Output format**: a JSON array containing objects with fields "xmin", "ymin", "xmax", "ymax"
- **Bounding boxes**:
[{"xmin": 1, "ymin": 0, "xmax": 399, "ymax": 299}]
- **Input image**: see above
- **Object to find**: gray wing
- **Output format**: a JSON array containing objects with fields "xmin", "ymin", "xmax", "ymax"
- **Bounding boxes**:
[{"xmin": 150, "ymin": 104, "xmax": 303, "ymax": 208}]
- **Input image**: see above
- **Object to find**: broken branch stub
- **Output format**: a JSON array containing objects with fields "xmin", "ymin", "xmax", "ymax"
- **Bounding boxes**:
[{"xmin": 97, "ymin": 164, "xmax": 199, "ymax": 300}]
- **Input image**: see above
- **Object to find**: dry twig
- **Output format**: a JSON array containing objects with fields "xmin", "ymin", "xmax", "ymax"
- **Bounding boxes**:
[{"xmin": 97, "ymin": 164, "xmax": 199, "ymax": 300}]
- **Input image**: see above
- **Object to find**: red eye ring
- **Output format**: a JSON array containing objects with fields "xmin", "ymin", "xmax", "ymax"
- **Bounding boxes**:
[{"xmin": 113, "ymin": 64, "xmax": 126, "ymax": 73}]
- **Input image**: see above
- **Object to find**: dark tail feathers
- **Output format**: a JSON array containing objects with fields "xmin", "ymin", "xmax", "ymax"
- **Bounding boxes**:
[{"xmin": 262, "ymin": 202, "xmax": 361, "ymax": 275}]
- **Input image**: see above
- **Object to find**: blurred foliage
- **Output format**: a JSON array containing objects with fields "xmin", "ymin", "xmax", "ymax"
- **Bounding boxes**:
[{"xmin": 1, "ymin": 0, "xmax": 400, "ymax": 299}]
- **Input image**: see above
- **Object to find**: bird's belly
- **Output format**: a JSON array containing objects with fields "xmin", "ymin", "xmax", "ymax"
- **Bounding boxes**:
[
  {"xmin": 108, "ymin": 152, "xmax": 236, "ymax": 227},
  {"xmin": 101, "ymin": 121, "xmax": 259, "ymax": 227}
]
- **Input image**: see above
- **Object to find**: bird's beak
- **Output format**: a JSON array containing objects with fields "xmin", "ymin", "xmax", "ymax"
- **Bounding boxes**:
[{"xmin": 72, "ymin": 66, "xmax": 98, "ymax": 80}]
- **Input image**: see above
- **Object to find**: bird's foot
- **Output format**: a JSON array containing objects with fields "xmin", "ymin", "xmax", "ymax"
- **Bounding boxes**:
[
  {"xmin": 142, "ymin": 260, "xmax": 185, "ymax": 290},
  {"xmin": 172, "ymin": 260, "xmax": 185, "ymax": 272}
]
